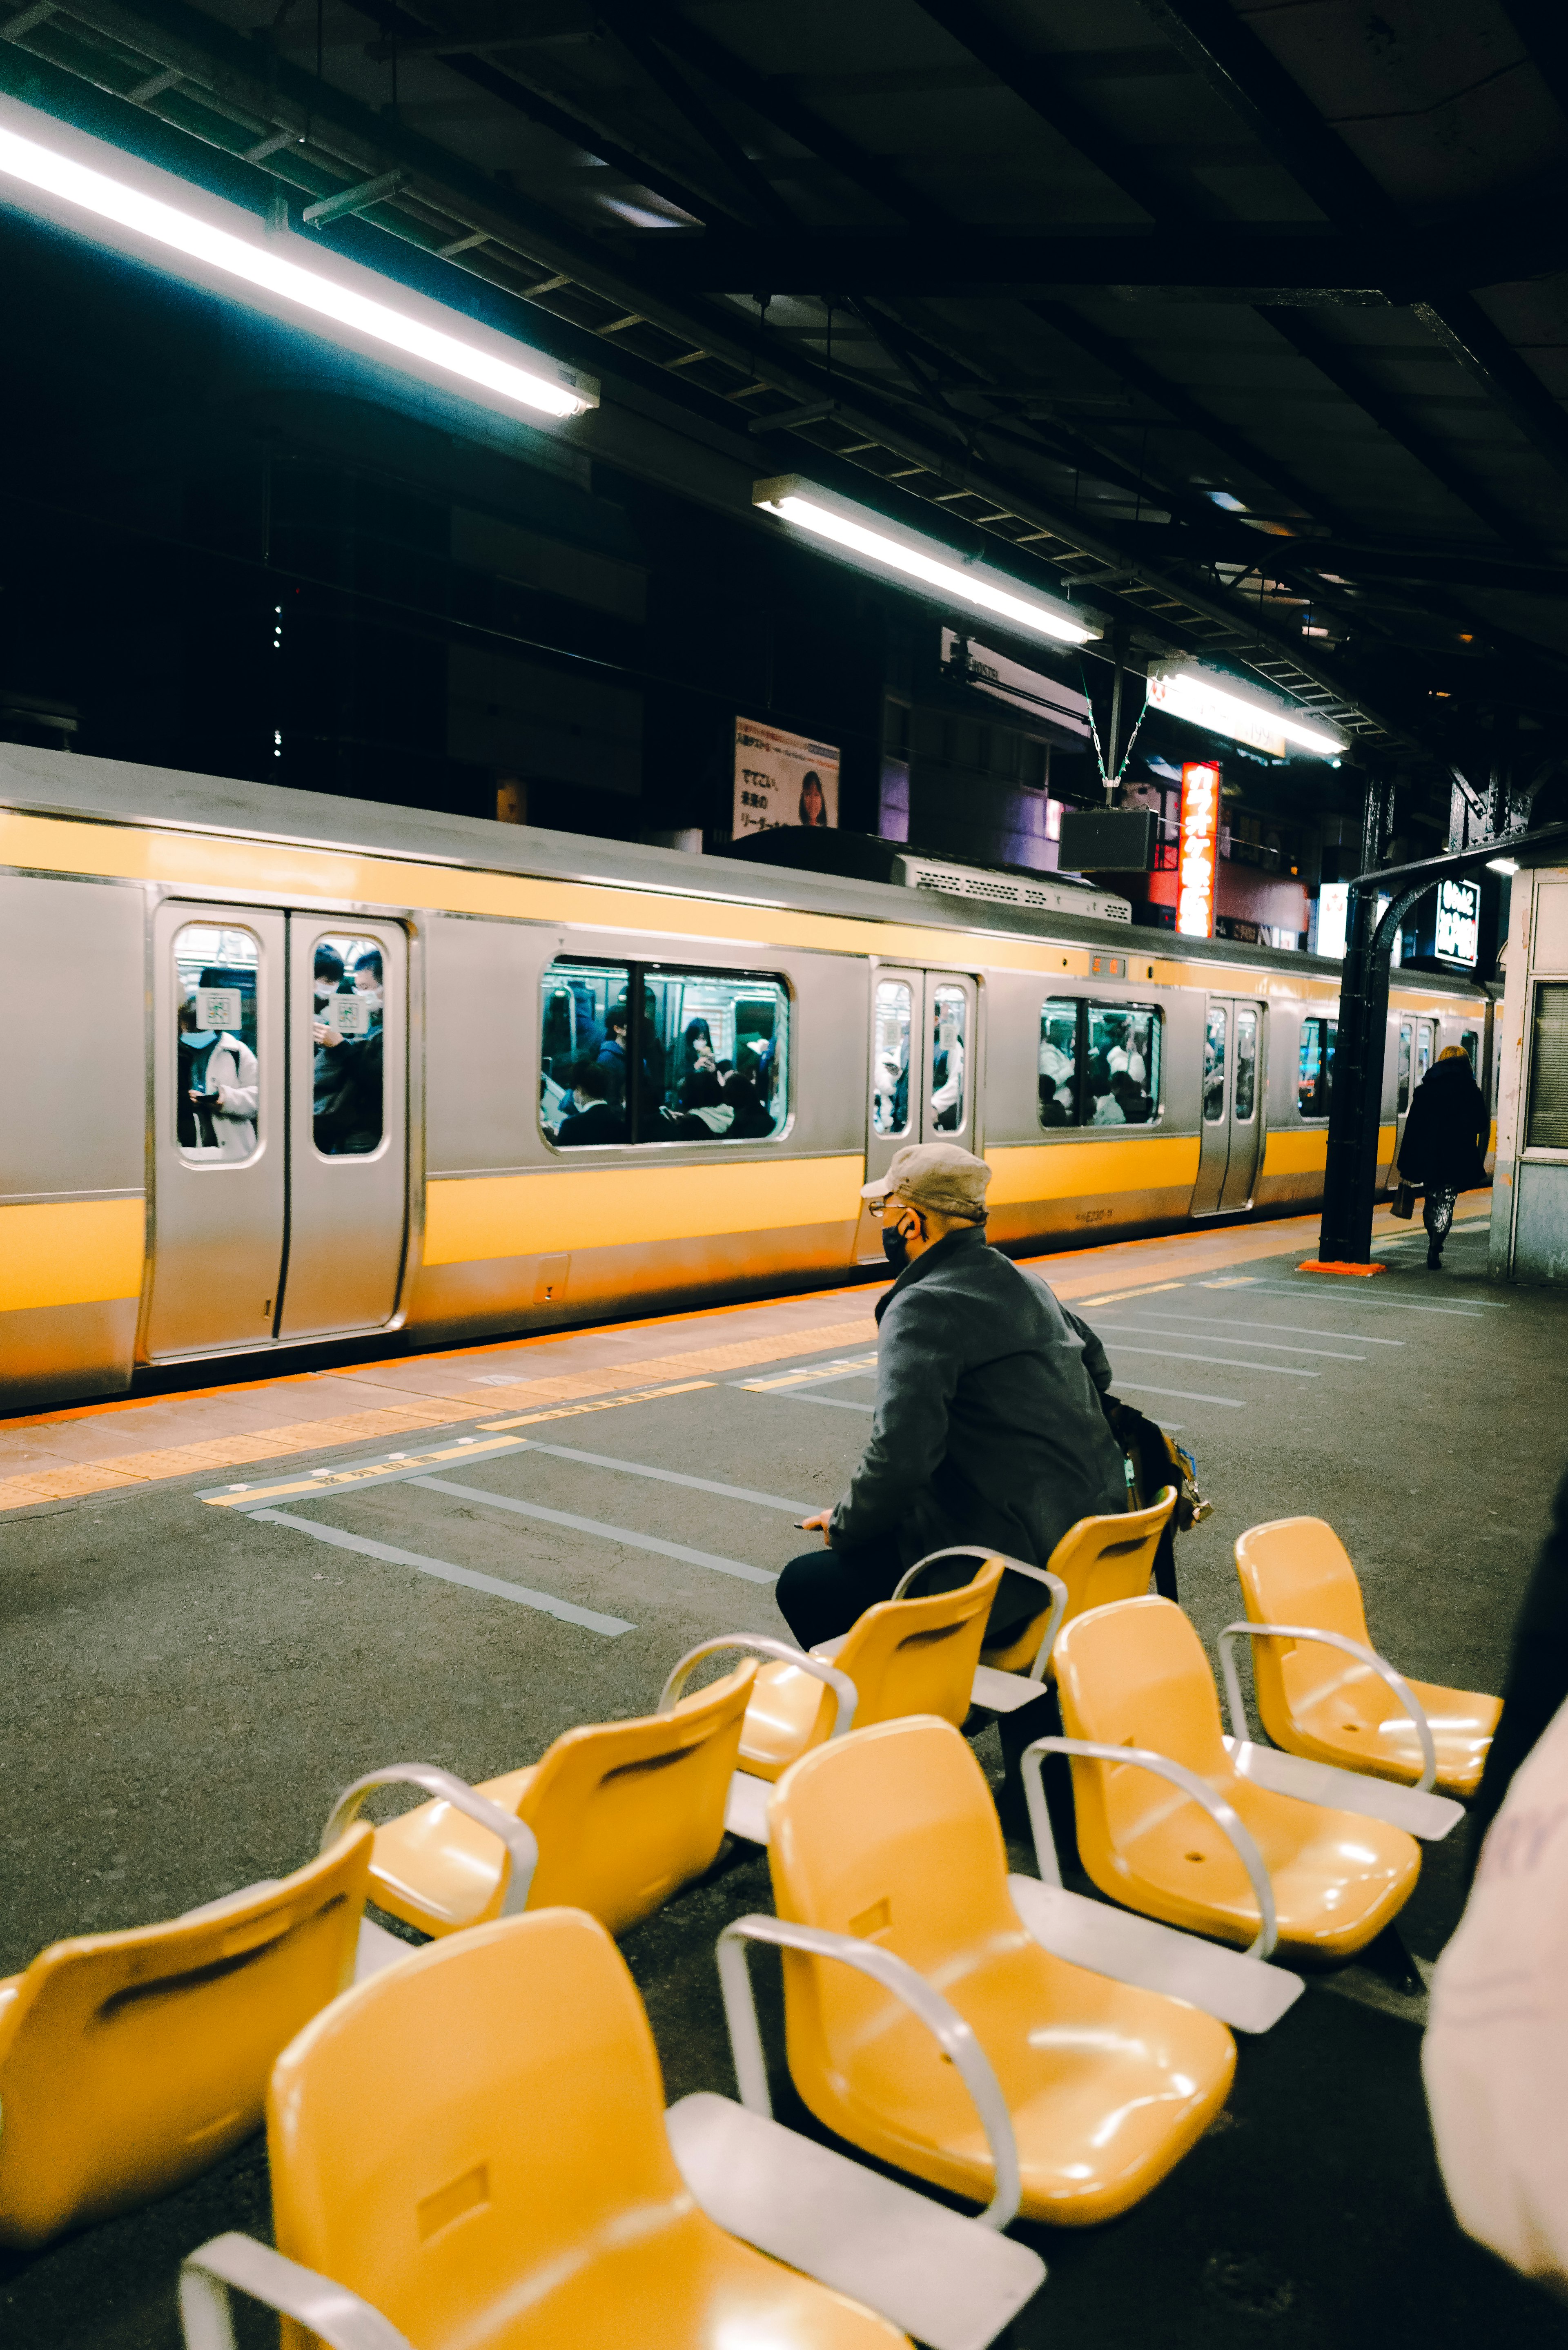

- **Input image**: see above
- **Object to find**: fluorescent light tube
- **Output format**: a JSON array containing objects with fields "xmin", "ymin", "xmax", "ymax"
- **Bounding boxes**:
[
  {"xmin": 754, "ymin": 475, "xmax": 1098, "ymax": 647},
  {"xmin": 1146, "ymin": 658, "xmax": 1347, "ymax": 758},
  {"xmin": 0, "ymin": 94, "xmax": 596, "ymax": 422},
  {"xmin": 1486, "ymin": 856, "xmax": 1519, "ymax": 875}
]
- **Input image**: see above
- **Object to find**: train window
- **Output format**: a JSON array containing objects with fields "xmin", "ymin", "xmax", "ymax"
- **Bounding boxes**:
[
  {"xmin": 1038, "ymin": 997, "xmax": 1078, "ymax": 1126},
  {"xmin": 1234, "ymin": 1008, "xmax": 1259, "ymax": 1122},
  {"xmin": 174, "ymin": 922, "xmax": 260, "ymax": 1162},
  {"xmin": 1397, "ymin": 1023, "xmax": 1412, "ymax": 1114},
  {"xmin": 1088, "ymin": 1002, "xmax": 1160, "ymax": 1125},
  {"xmin": 539, "ymin": 957, "xmax": 788, "ymax": 1146},
  {"xmin": 1526, "ymin": 984, "xmax": 1568, "ymax": 1150},
  {"xmin": 1298, "ymin": 1016, "xmax": 1338, "ymax": 1118},
  {"xmin": 1039, "ymin": 999, "xmax": 1162, "ymax": 1128},
  {"xmin": 312, "ymin": 933, "xmax": 384, "ymax": 1157},
  {"xmin": 873, "ymin": 979, "xmax": 912, "ymax": 1137},
  {"xmin": 1203, "ymin": 1008, "xmax": 1227, "ymax": 1122},
  {"xmin": 1461, "ymin": 1028, "xmax": 1479, "ymax": 1074},
  {"xmin": 930, "ymin": 985, "xmax": 966, "ymax": 1133}
]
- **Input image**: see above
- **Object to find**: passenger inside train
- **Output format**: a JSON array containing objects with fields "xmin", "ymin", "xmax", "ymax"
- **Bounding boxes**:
[{"xmin": 539, "ymin": 958, "xmax": 788, "ymax": 1144}]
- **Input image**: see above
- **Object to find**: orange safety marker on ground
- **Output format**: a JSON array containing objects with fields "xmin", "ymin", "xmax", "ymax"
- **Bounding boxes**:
[{"xmin": 1296, "ymin": 1260, "xmax": 1389, "ymax": 1277}]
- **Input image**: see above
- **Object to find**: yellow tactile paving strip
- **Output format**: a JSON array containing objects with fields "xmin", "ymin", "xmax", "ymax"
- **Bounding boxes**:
[{"xmin": 0, "ymin": 1318, "xmax": 876, "ymax": 1514}]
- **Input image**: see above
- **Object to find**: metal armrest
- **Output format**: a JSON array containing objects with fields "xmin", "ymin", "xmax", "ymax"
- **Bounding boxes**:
[
  {"xmin": 319, "ymin": 1766, "xmax": 539, "ymax": 1917},
  {"xmin": 1218, "ymin": 1620, "xmax": 1437, "ymax": 1794},
  {"xmin": 180, "ymin": 2232, "xmax": 410, "ymax": 2350},
  {"xmin": 716, "ymin": 1914, "xmax": 1021, "ymax": 2231},
  {"xmin": 1021, "ymin": 1735, "xmax": 1278, "ymax": 1962},
  {"xmin": 896, "ymin": 1547, "xmax": 1067, "ymax": 1682},
  {"xmin": 659, "ymin": 1637, "xmax": 858, "ymax": 1737}
]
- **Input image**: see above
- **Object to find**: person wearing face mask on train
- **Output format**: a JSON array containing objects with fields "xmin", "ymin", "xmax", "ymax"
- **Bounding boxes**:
[
  {"xmin": 776, "ymin": 1142, "xmax": 1128, "ymax": 1654},
  {"xmin": 313, "ymin": 947, "xmax": 385, "ymax": 1155}
]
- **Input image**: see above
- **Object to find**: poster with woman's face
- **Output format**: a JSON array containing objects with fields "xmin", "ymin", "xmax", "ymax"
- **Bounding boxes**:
[{"xmin": 733, "ymin": 718, "xmax": 840, "ymax": 836}]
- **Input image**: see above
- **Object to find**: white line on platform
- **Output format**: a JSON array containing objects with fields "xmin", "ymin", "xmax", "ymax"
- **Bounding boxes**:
[
  {"xmin": 1096, "ymin": 1319, "xmax": 1363, "ymax": 1361},
  {"xmin": 1113, "ymin": 1382, "xmax": 1243, "ymax": 1409},
  {"xmin": 410, "ymin": 1477, "xmax": 777, "ymax": 1584},
  {"xmin": 1118, "ymin": 1312, "xmax": 1404, "ymax": 1347},
  {"xmin": 1106, "ymin": 1344, "xmax": 1318, "ymax": 1378},
  {"xmin": 1247, "ymin": 1284, "xmax": 1490, "ymax": 1317},
  {"xmin": 247, "ymin": 1508, "xmax": 635, "ymax": 1634},
  {"xmin": 511, "ymin": 1440, "xmax": 811, "ymax": 1515},
  {"xmin": 735, "ymin": 1385, "xmax": 875, "ymax": 1413}
]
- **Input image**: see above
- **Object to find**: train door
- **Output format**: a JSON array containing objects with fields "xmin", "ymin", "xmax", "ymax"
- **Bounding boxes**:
[
  {"xmin": 278, "ymin": 916, "xmax": 408, "ymax": 1341},
  {"xmin": 854, "ymin": 964, "xmax": 980, "ymax": 1261},
  {"xmin": 1190, "ymin": 995, "xmax": 1266, "ymax": 1216},
  {"xmin": 143, "ymin": 904, "xmax": 408, "ymax": 1360},
  {"xmin": 1395, "ymin": 1016, "xmax": 1436, "ymax": 1162}
]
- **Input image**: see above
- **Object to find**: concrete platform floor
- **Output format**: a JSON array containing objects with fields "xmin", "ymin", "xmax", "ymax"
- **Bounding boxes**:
[{"xmin": 3, "ymin": 1192, "xmax": 1565, "ymax": 2348}]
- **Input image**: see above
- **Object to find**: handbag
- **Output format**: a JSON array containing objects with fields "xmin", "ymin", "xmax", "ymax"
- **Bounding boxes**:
[{"xmin": 1390, "ymin": 1181, "xmax": 1417, "ymax": 1220}]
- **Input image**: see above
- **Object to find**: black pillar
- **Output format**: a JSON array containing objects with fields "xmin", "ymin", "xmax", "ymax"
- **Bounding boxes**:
[{"xmin": 1319, "ymin": 881, "xmax": 1392, "ymax": 1264}]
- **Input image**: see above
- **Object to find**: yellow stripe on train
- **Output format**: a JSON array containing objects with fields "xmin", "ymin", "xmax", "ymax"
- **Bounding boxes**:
[
  {"xmin": 986, "ymin": 1137, "xmax": 1199, "ymax": 1204},
  {"xmin": 0, "ymin": 1198, "xmax": 145, "ymax": 1313},
  {"xmin": 423, "ymin": 1155, "xmax": 866, "ymax": 1267}
]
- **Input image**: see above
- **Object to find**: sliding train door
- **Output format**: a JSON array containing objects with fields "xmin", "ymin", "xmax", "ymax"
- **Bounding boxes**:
[
  {"xmin": 1191, "ymin": 994, "xmax": 1266, "ymax": 1217},
  {"xmin": 854, "ymin": 963, "xmax": 980, "ymax": 1261},
  {"xmin": 144, "ymin": 901, "xmax": 408, "ymax": 1360}
]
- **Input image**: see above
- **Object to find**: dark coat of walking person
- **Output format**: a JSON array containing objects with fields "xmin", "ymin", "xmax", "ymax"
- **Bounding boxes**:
[
  {"xmin": 1394, "ymin": 1045, "xmax": 1490, "ymax": 1269},
  {"xmin": 777, "ymin": 1141, "xmax": 1129, "ymax": 1653}
]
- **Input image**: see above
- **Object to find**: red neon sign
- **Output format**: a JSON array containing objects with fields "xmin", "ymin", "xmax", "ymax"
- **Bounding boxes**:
[{"xmin": 1177, "ymin": 762, "xmax": 1221, "ymax": 938}]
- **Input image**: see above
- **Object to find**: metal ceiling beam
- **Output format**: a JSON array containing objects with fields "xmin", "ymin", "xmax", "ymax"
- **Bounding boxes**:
[
  {"xmin": 1137, "ymin": 0, "xmax": 1568, "ymax": 497},
  {"xmin": 632, "ymin": 226, "xmax": 1563, "ymax": 297},
  {"xmin": 1497, "ymin": 0, "xmax": 1568, "ymax": 124},
  {"xmin": 593, "ymin": 1, "xmax": 795, "ymax": 230}
]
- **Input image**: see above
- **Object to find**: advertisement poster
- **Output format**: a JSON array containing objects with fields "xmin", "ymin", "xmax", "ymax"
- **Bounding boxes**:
[{"xmin": 733, "ymin": 718, "xmax": 840, "ymax": 838}]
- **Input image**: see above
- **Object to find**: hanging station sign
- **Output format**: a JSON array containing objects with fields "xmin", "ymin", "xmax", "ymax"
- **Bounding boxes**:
[
  {"xmin": 1177, "ymin": 762, "xmax": 1221, "ymax": 938},
  {"xmin": 733, "ymin": 718, "xmax": 840, "ymax": 838},
  {"xmin": 1434, "ymin": 877, "xmax": 1481, "ymax": 967}
]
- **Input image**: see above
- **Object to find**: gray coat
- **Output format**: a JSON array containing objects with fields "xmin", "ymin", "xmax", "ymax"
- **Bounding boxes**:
[{"xmin": 830, "ymin": 1224, "xmax": 1129, "ymax": 1636}]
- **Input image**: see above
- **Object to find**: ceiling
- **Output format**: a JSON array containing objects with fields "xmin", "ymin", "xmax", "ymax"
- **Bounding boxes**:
[{"xmin": 5, "ymin": 0, "xmax": 1568, "ymax": 820}]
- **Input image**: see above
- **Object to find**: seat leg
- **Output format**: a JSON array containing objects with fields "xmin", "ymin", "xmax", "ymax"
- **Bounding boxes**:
[
  {"xmin": 998, "ymin": 1688, "xmax": 1078, "ymax": 1868},
  {"xmin": 1359, "ymin": 1922, "xmax": 1425, "ymax": 1997}
]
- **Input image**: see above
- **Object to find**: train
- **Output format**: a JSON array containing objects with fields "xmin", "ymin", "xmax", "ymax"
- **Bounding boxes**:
[{"xmin": 0, "ymin": 745, "xmax": 1495, "ymax": 1410}]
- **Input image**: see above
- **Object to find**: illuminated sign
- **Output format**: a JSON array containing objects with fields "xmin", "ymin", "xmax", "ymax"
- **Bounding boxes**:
[
  {"xmin": 1177, "ymin": 762, "xmax": 1221, "ymax": 938},
  {"xmin": 1434, "ymin": 877, "xmax": 1480, "ymax": 967},
  {"xmin": 733, "ymin": 718, "xmax": 840, "ymax": 837},
  {"xmin": 1314, "ymin": 881, "xmax": 1349, "ymax": 960}
]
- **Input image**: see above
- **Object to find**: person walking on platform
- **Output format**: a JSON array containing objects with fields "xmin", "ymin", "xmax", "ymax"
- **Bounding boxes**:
[
  {"xmin": 779, "ymin": 1142, "xmax": 1128, "ymax": 1653},
  {"xmin": 1394, "ymin": 1044, "xmax": 1490, "ymax": 1270}
]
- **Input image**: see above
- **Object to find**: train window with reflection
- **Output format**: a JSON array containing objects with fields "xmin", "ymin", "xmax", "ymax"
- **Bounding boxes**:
[
  {"xmin": 312, "ymin": 933, "xmax": 384, "ymax": 1157},
  {"xmin": 1203, "ymin": 1007, "xmax": 1227, "ymax": 1122},
  {"xmin": 539, "ymin": 957, "xmax": 788, "ymax": 1146},
  {"xmin": 1527, "ymin": 984, "xmax": 1568, "ymax": 1151},
  {"xmin": 930, "ymin": 985, "xmax": 967, "ymax": 1132},
  {"xmin": 1298, "ymin": 1015, "xmax": 1338, "ymax": 1118},
  {"xmin": 1234, "ymin": 1008, "xmax": 1259, "ymax": 1121},
  {"xmin": 1397, "ymin": 1022, "xmax": 1412, "ymax": 1114},
  {"xmin": 873, "ymin": 979, "xmax": 912, "ymax": 1137},
  {"xmin": 1461, "ymin": 1028, "xmax": 1479, "ymax": 1075},
  {"xmin": 174, "ymin": 922, "xmax": 260, "ymax": 1163},
  {"xmin": 1039, "ymin": 999, "xmax": 1161, "ymax": 1128}
]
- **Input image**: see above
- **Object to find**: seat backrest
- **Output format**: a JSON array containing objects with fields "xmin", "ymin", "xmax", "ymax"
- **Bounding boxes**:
[
  {"xmin": 835, "ymin": 1559, "xmax": 1004, "ymax": 1729},
  {"xmin": 268, "ymin": 1909, "xmax": 686, "ymax": 2350},
  {"xmin": 1052, "ymin": 1599, "xmax": 1232, "ymax": 1873},
  {"xmin": 1234, "ymin": 1517, "xmax": 1374, "ymax": 1732},
  {"xmin": 0, "ymin": 1827, "xmax": 371, "ymax": 2251},
  {"xmin": 1234, "ymin": 1516, "xmax": 1372, "ymax": 1644},
  {"xmin": 1054, "ymin": 1595, "xmax": 1230, "ymax": 1775},
  {"xmin": 518, "ymin": 1663, "xmax": 757, "ymax": 1934},
  {"xmin": 1047, "ymin": 1488, "xmax": 1176, "ymax": 1629},
  {"xmin": 767, "ymin": 1718, "xmax": 1018, "ymax": 2086}
]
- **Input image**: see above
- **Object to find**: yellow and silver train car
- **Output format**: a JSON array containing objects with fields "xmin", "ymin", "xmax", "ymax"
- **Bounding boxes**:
[{"xmin": 0, "ymin": 746, "xmax": 1494, "ymax": 1410}]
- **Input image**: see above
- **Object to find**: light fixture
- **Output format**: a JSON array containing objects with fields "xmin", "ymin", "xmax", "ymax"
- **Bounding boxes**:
[
  {"xmin": 753, "ymin": 475, "xmax": 1098, "ymax": 647},
  {"xmin": 1145, "ymin": 658, "xmax": 1347, "ymax": 758},
  {"xmin": 1487, "ymin": 856, "xmax": 1519, "ymax": 876},
  {"xmin": 0, "ymin": 93, "xmax": 596, "ymax": 422}
]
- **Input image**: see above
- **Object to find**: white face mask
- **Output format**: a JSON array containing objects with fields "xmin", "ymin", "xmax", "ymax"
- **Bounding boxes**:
[
  {"xmin": 357, "ymin": 986, "xmax": 383, "ymax": 1011},
  {"xmin": 314, "ymin": 982, "xmax": 333, "ymax": 1007}
]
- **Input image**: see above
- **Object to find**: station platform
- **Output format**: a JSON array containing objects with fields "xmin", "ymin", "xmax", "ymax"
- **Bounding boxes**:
[{"xmin": 4, "ymin": 1189, "xmax": 1564, "ymax": 2350}]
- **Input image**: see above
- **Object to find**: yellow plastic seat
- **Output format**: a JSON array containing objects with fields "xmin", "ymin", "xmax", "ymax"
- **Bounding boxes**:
[
  {"xmin": 762, "ymin": 1715, "xmax": 1235, "ymax": 2225},
  {"xmin": 365, "ymin": 1663, "xmax": 757, "ymax": 1939},
  {"xmin": 981, "ymin": 1489, "xmax": 1176, "ymax": 1675},
  {"xmin": 0, "ymin": 1827, "xmax": 371, "ymax": 2251},
  {"xmin": 1053, "ymin": 1596, "xmax": 1421, "ymax": 1960},
  {"xmin": 183, "ymin": 1908, "xmax": 909, "ymax": 2350},
  {"xmin": 738, "ymin": 1559, "xmax": 1004, "ymax": 1782},
  {"xmin": 1235, "ymin": 1517, "xmax": 1501, "ymax": 1797}
]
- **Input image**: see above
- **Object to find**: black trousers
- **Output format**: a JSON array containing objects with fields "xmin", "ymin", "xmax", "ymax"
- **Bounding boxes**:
[{"xmin": 775, "ymin": 1534, "xmax": 906, "ymax": 1651}]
